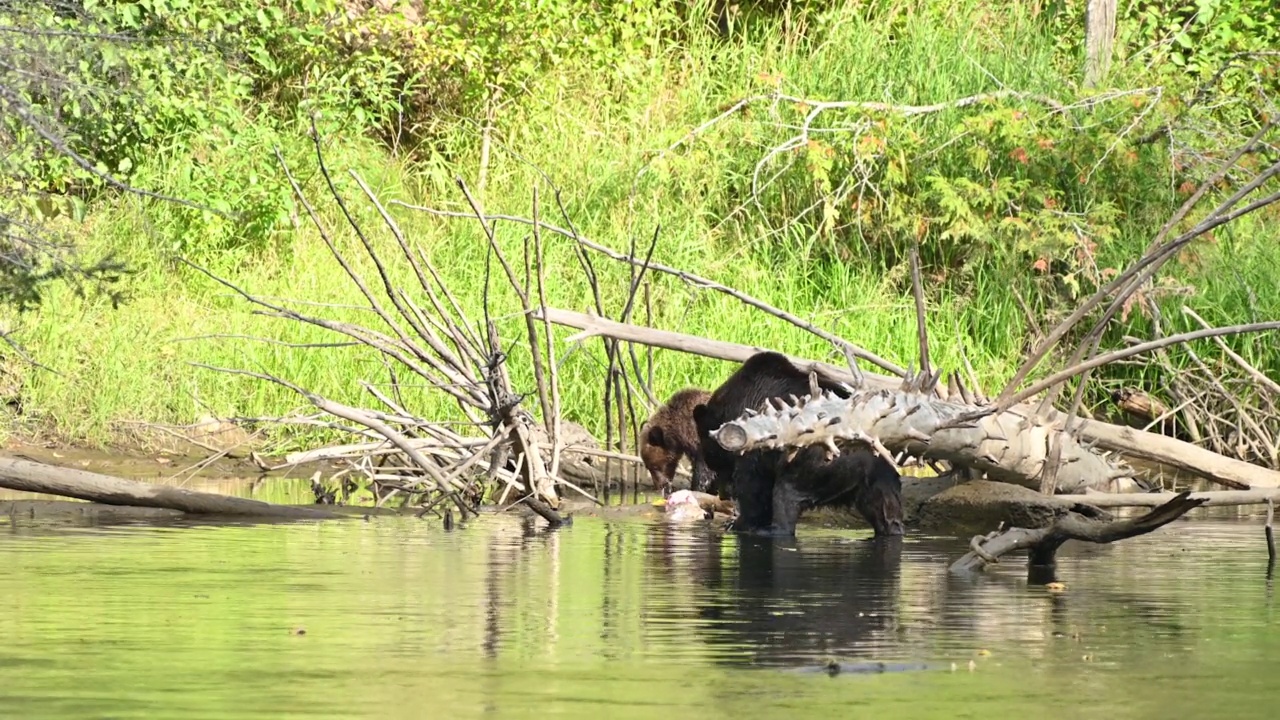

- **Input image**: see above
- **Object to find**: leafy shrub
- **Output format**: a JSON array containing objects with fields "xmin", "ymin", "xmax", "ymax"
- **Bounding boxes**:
[{"xmin": 1120, "ymin": 0, "xmax": 1279, "ymax": 81}]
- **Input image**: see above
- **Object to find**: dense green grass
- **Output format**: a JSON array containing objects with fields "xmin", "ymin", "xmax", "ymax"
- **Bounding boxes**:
[{"xmin": 5, "ymin": 3, "xmax": 1278, "ymax": 452}]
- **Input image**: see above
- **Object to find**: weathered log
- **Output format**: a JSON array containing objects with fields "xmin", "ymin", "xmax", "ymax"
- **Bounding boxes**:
[
  {"xmin": 1076, "ymin": 420, "xmax": 1275, "ymax": 489},
  {"xmin": 709, "ymin": 383, "xmax": 1128, "ymax": 493},
  {"xmin": 949, "ymin": 491, "xmax": 1207, "ymax": 578},
  {"xmin": 1055, "ymin": 488, "xmax": 1280, "ymax": 508},
  {"xmin": 0, "ymin": 457, "xmax": 344, "ymax": 519},
  {"xmin": 538, "ymin": 307, "xmax": 1280, "ymax": 490},
  {"xmin": 543, "ymin": 307, "xmax": 862, "ymax": 385},
  {"xmin": 1084, "ymin": 0, "xmax": 1117, "ymax": 88}
]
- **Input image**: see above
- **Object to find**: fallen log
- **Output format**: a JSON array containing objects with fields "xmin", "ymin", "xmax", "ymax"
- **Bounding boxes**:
[
  {"xmin": 538, "ymin": 307, "xmax": 1280, "ymax": 490},
  {"xmin": 0, "ymin": 457, "xmax": 345, "ymax": 520},
  {"xmin": 1055, "ymin": 488, "xmax": 1280, "ymax": 508},
  {"xmin": 710, "ymin": 381, "xmax": 1129, "ymax": 493},
  {"xmin": 543, "ymin": 308, "xmax": 864, "ymax": 389},
  {"xmin": 948, "ymin": 491, "xmax": 1209, "ymax": 580}
]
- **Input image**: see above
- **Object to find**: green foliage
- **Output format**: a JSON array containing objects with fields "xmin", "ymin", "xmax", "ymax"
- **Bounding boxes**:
[
  {"xmin": 1121, "ymin": 0, "xmax": 1280, "ymax": 81},
  {"xmin": 739, "ymin": 97, "xmax": 1155, "ymax": 298},
  {"xmin": 3, "ymin": 0, "xmax": 1279, "ymax": 451},
  {"xmin": 1, "ymin": 0, "xmax": 339, "ymax": 262},
  {"xmin": 0, "ymin": 0, "xmax": 658, "ymax": 260},
  {"xmin": 679, "ymin": 0, "xmax": 1274, "ymax": 329}
]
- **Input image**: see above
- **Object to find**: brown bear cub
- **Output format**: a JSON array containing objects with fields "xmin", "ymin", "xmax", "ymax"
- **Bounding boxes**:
[
  {"xmin": 639, "ymin": 388, "xmax": 717, "ymax": 496},
  {"xmin": 692, "ymin": 351, "xmax": 905, "ymax": 538}
]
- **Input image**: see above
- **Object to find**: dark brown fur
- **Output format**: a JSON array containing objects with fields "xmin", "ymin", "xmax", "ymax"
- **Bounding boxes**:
[
  {"xmin": 692, "ymin": 352, "xmax": 905, "ymax": 537},
  {"xmin": 639, "ymin": 388, "xmax": 715, "ymax": 494}
]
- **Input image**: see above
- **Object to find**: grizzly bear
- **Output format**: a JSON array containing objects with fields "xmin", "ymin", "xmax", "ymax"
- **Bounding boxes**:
[
  {"xmin": 639, "ymin": 388, "xmax": 716, "ymax": 495},
  {"xmin": 691, "ymin": 352, "xmax": 904, "ymax": 537}
]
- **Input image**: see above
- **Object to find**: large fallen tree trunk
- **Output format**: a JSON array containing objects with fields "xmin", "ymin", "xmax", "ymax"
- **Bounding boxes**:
[
  {"xmin": 708, "ymin": 377, "xmax": 1130, "ymax": 494},
  {"xmin": 538, "ymin": 307, "xmax": 1280, "ymax": 491},
  {"xmin": 0, "ymin": 457, "xmax": 345, "ymax": 519}
]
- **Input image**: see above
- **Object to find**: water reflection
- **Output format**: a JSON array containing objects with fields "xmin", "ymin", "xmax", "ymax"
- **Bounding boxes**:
[
  {"xmin": 0, "ymin": 509, "xmax": 1276, "ymax": 719},
  {"xmin": 643, "ymin": 526, "xmax": 906, "ymax": 667}
]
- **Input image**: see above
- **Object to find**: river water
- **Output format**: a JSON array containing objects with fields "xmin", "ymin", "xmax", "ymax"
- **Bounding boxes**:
[{"xmin": 0, "ymin": 506, "xmax": 1276, "ymax": 719}]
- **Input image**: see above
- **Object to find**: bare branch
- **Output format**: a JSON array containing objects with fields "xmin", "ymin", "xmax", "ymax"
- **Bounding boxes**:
[
  {"xmin": 949, "ymin": 492, "xmax": 1209, "ymax": 575},
  {"xmin": 390, "ymin": 201, "xmax": 907, "ymax": 376}
]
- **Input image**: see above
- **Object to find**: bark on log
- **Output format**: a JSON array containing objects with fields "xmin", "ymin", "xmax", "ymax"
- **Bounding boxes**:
[
  {"xmin": 711, "ymin": 383, "xmax": 1129, "ymax": 493},
  {"xmin": 1084, "ymin": 0, "xmax": 1117, "ymax": 88},
  {"xmin": 1055, "ymin": 488, "xmax": 1280, "ymax": 508},
  {"xmin": 0, "ymin": 457, "xmax": 345, "ymax": 519},
  {"xmin": 949, "ymin": 491, "xmax": 1207, "ymax": 577},
  {"xmin": 538, "ymin": 307, "xmax": 1280, "ymax": 490}
]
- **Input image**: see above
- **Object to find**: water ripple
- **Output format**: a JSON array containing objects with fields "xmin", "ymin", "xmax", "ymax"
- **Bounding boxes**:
[{"xmin": 0, "ymin": 512, "xmax": 1275, "ymax": 719}]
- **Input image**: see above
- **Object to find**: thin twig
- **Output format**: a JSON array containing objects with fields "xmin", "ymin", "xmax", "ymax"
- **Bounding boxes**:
[
  {"xmin": 389, "ymin": 201, "xmax": 906, "ymax": 376},
  {"xmin": 1007, "ymin": 321, "xmax": 1280, "ymax": 408}
]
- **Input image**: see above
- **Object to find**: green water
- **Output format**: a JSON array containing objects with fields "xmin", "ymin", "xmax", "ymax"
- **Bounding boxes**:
[{"xmin": 0, "ymin": 510, "xmax": 1275, "ymax": 719}]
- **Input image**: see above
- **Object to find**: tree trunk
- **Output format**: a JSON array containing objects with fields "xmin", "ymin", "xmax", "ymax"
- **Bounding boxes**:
[
  {"xmin": 1084, "ymin": 0, "xmax": 1117, "ymax": 88},
  {"xmin": 0, "ymin": 457, "xmax": 345, "ymax": 519}
]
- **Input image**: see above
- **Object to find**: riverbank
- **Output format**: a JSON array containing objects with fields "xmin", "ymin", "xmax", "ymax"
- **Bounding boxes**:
[
  {"xmin": 6, "ymin": 2, "xmax": 1278, "ymax": 454},
  {"xmin": 5, "ymin": 425, "xmax": 1264, "ymax": 542}
]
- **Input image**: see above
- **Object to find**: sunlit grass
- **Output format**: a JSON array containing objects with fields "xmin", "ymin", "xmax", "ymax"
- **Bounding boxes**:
[{"xmin": 8, "ymin": 2, "xmax": 1278, "ymax": 451}]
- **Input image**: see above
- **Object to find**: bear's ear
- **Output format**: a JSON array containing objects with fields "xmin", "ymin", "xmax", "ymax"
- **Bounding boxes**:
[{"xmin": 645, "ymin": 425, "xmax": 665, "ymax": 447}]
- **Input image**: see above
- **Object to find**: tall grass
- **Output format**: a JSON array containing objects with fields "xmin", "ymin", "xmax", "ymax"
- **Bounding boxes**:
[{"xmin": 6, "ymin": 2, "xmax": 1277, "ymax": 451}]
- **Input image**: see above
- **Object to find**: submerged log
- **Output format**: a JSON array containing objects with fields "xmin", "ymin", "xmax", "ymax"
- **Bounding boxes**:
[
  {"xmin": 949, "ymin": 491, "xmax": 1208, "ymax": 580},
  {"xmin": 0, "ymin": 457, "xmax": 344, "ymax": 520}
]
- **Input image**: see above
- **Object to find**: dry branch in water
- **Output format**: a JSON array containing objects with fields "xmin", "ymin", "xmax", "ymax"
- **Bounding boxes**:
[{"xmin": 948, "ymin": 491, "xmax": 1208, "ymax": 579}]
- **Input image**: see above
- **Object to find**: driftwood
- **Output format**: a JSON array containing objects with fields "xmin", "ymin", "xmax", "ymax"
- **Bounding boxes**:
[
  {"xmin": 708, "ymin": 377, "xmax": 1130, "ymax": 494},
  {"xmin": 538, "ymin": 307, "xmax": 1280, "ymax": 492},
  {"xmin": 948, "ymin": 491, "xmax": 1208, "ymax": 580},
  {"xmin": 0, "ymin": 457, "xmax": 343, "ymax": 519},
  {"xmin": 1055, "ymin": 488, "xmax": 1280, "ymax": 508}
]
